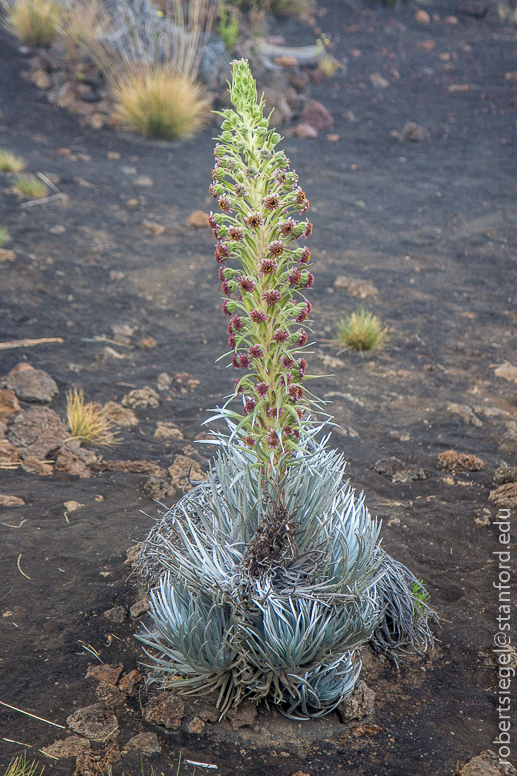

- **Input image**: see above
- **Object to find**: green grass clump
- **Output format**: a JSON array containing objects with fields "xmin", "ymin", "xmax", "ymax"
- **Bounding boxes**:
[
  {"xmin": 13, "ymin": 174, "xmax": 47, "ymax": 199},
  {"xmin": 2, "ymin": 0, "xmax": 62, "ymax": 47},
  {"xmin": 336, "ymin": 308, "xmax": 388, "ymax": 352},
  {"xmin": 0, "ymin": 149, "xmax": 24, "ymax": 173},
  {"xmin": 0, "ymin": 227, "xmax": 10, "ymax": 247},
  {"xmin": 3, "ymin": 754, "xmax": 42, "ymax": 776}
]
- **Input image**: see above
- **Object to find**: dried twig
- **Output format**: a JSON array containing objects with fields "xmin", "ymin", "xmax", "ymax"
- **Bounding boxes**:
[
  {"xmin": 16, "ymin": 554, "xmax": 30, "ymax": 580},
  {"xmin": 18, "ymin": 173, "xmax": 68, "ymax": 209},
  {"xmin": 0, "ymin": 337, "xmax": 64, "ymax": 350},
  {"xmin": 3, "ymin": 737, "xmax": 33, "ymax": 746},
  {"xmin": 0, "ymin": 700, "xmax": 65, "ymax": 729}
]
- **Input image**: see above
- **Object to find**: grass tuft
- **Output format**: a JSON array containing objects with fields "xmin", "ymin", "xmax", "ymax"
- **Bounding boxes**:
[
  {"xmin": 270, "ymin": 0, "xmax": 311, "ymax": 17},
  {"xmin": 335, "ymin": 308, "xmax": 388, "ymax": 352},
  {"xmin": 0, "ymin": 227, "xmax": 10, "ymax": 247},
  {"xmin": 4, "ymin": 754, "xmax": 42, "ymax": 776},
  {"xmin": 13, "ymin": 174, "xmax": 47, "ymax": 199},
  {"xmin": 67, "ymin": 388, "xmax": 120, "ymax": 447},
  {"xmin": 111, "ymin": 66, "xmax": 210, "ymax": 140},
  {"xmin": 2, "ymin": 0, "xmax": 62, "ymax": 47},
  {"xmin": 0, "ymin": 149, "xmax": 25, "ymax": 173}
]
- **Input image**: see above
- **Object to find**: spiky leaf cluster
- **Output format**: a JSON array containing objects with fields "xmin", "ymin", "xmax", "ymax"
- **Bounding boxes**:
[
  {"xmin": 208, "ymin": 60, "xmax": 320, "ymax": 470},
  {"xmin": 137, "ymin": 440, "xmax": 436, "ymax": 718}
]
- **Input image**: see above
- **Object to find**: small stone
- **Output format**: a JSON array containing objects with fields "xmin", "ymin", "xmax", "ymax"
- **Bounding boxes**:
[
  {"xmin": 145, "ymin": 692, "xmax": 185, "ymax": 730},
  {"xmin": 444, "ymin": 14, "xmax": 459, "ymax": 23},
  {"xmin": 334, "ymin": 276, "xmax": 378, "ymax": 298},
  {"xmin": 92, "ymin": 459, "xmax": 168, "ymax": 477},
  {"xmin": 489, "ymin": 483, "xmax": 517, "ymax": 508},
  {"xmin": 186, "ymin": 211, "xmax": 209, "ymax": 228},
  {"xmin": 154, "ymin": 421, "xmax": 184, "ymax": 440},
  {"xmin": 118, "ymin": 669, "xmax": 142, "ymax": 694},
  {"xmin": 41, "ymin": 735, "xmax": 91, "ymax": 758},
  {"xmin": 21, "ymin": 456, "xmax": 53, "ymax": 476},
  {"xmin": 397, "ymin": 121, "xmax": 430, "ymax": 142},
  {"xmin": 142, "ymin": 220, "xmax": 165, "ymax": 235},
  {"xmin": 55, "ymin": 448, "xmax": 91, "ymax": 478},
  {"xmin": 134, "ymin": 175, "xmax": 153, "ymax": 186},
  {"xmin": 130, "ymin": 599, "xmax": 150, "ymax": 619},
  {"xmin": 0, "ymin": 389, "xmax": 21, "ymax": 420},
  {"xmin": 0, "ymin": 439, "xmax": 21, "ymax": 464},
  {"xmin": 125, "ymin": 543, "xmax": 142, "ymax": 563},
  {"xmin": 2, "ymin": 363, "xmax": 58, "ymax": 403},
  {"xmin": 418, "ymin": 40, "xmax": 436, "ymax": 51},
  {"xmin": 64, "ymin": 500, "xmax": 85, "ymax": 512},
  {"xmin": 326, "ymin": 134, "xmax": 340, "ymax": 142},
  {"xmin": 373, "ymin": 457, "xmax": 427, "ymax": 483},
  {"xmin": 447, "ymin": 403, "xmax": 483, "ymax": 427},
  {"xmin": 294, "ymin": 122, "xmax": 318, "ymax": 139},
  {"xmin": 350, "ymin": 723, "xmax": 381, "ymax": 737},
  {"xmin": 86, "ymin": 663, "xmax": 124, "ymax": 686},
  {"xmin": 187, "ymin": 716, "xmax": 206, "ymax": 734},
  {"xmin": 124, "ymin": 732, "xmax": 161, "ymax": 755},
  {"xmin": 458, "ymin": 750, "xmax": 517, "ymax": 776},
  {"xmin": 448, "ymin": 84, "xmax": 470, "ymax": 93},
  {"xmin": 227, "ymin": 700, "xmax": 257, "ymax": 730},
  {"xmin": 494, "ymin": 364, "xmax": 517, "ymax": 383},
  {"xmin": 301, "ymin": 100, "xmax": 333, "ymax": 129},
  {"xmin": 415, "ymin": 9, "xmax": 431, "ymax": 22},
  {"xmin": 66, "ymin": 704, "xmax": 118, "ymax": 742},
  {"xmin": 0, "ymin": 249, "xmax": 16, "ymax": 262},
  {"xmin": 32, "ymin": 69, "xmax": 52, "ymax": 89},
  {"xmin": 157, "ymin": 372, "xmax": 173, "ymax": 391},
  {"xmin": 290, "ymin": 772, "xmax": 311, "ymax": 776},
  {"xmin": 274, "ymin": 55, "xmax": 299, "ymax": 67},
  {"xmin": 343, "ymin": 110, "xmax": 356, "ymax": 122},
  {"xmin": 370, "ymin": 73, "xmax": 390, "ymax": 88},
  {"xmin": 494, "ymin": 466, "xmax": 517, "ymax": 485},
  {"xmin": 0, "ymin": 494, "xmax": 25, "ymax": 506},
  {"xmin": 103, "ymin": 402, "xmax": 139, "ymax": 427},
  {"xmin": 122, "ymin": 387, "xmax": 161, "ymax": 409},
  {"xmin": 337, "ymin": 681, "xmax": 375, "ymax": 722},
  {"xmin": 96, "ymin": 682, "xmax": 125, "ymax": 708},
  {"xmin": 107, "ymin": 151, "xmax": 121, "ymax": 160},
  {"xmin": 104, "ymin": 606, "xmax": 127, "ymax": 624},
  {"xmin": 143, "ymin": 476, "xmax": 177, "ymax": 500},
  {"xmin": 139, "ymin": 336, "xmax": 157, "ymax": 349},
  {"xmin": 168, "ymin": 455, "xmax": 207, "ymax": 491},
  {"xmin": 437, "ymin": 450, "xmax": 484, "ymax": 472}
]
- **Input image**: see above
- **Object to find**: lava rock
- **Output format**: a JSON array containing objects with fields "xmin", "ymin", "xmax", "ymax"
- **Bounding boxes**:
[
  {"xmin": 187, "ymin": 716, "xmax": 206, "ymax": 734},
  {"xmin": 41, "ymin": 735, "xmax": 90, "ymax": 758},
  {"xmin": 122, "ymin": 387, "xmax": 160, "ymax": 409},
  {"xmin": 2, "ymin": 363, "xmax": 58, "ymax": 403},
  {"xmin": 458, "ymin": 750, "xmax": 517, "ymax": 775},
  {"xmin": 104, "ymin": 606, "xmax": 127, "ymax": 624},
  {"xmin": 86, "ymin": 663, "xmax": 124, "ymax": 686},
  {"xmin": 145, "ymin": 692, "xmax": 185, "ymax": 729},
  {"xmin": 373, "ymin": 457, "xmax": 427, "ymax": 483},
  {"xmin": 103, "ymin": 402, "xmax": 139, "ymax": 426},
  {"xmin": 118, "ymin": 670, "xmax": 142, "ymax": 694},
  {"xmin": 334, "ymin": 276, "xmax": 378, "ymax": 298},
  {"xmin": 437, "ymin": 450, "xmax": 484, "ymax": 472},
  {"xmin": 67, "ymin": 704, "xmax": 118, "ymax": 741},
  {"xmin": 143, "ymin": 476, "xmax": 177, "ymax": 500},
  {"xmin": 227, "ymin": 700, "xmax": 258, "ymax": 730},
  {"xmin": 489, "ymin": 483, "xmax": 517, "ymax": 508},
  {"xmin": 301, "ymin": 100, "xmax": 334, "ymax": 129},
  {"xmin": 123, "ymin": 731, "xmax": 161, "ymax": 755},
  {"xmin": 337, "ymin": 681, "xmax": 375, "ymax": 722},
  {"xmin": 494, "ymin": 466, "xmax": 517, "ymax": 485},
  {"xmin": 8, "ymin": 407, "xmax": 68, "ymax": 459}
]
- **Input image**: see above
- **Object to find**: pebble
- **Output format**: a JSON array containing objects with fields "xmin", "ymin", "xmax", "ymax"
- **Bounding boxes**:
[
  {"xmin": 122, "ymin": 387, "xmax": 160, "ymax": 409},
  {"xmin": 130, "ymin": 599, "xmax": 150, "ymax": 619},
  {"xmin": 145, "ymin": 692, "xmax": 185, "ymax": 730},
  {"xmin": 415, "ymin": 9, "xmax": 431, "ymax": 22},
  {"xmin": 187, "ymin": 210, "xmax": 210, "ymax": 228},
  {"xmin": 8, "ymin": 407, "xmax": 68, "ymax": 459},
  {"xmin": 104, "ymin": 605, "xmax": 127, "ymax": 624},
  {"xmin": 294, "ymin": 122, "xmax": 318, "ymax": 139},
  {"xmin": 66, "ymin": 704, "xmax": 119, "ymax": 741},
  {"xmin": 187, "ymin": 717, "xmax": 206, "ymax": 734},
  {"xmin": 301, "ymin": 100, "xmax": 334, "ymax": 129},
  {"xmin": 0, "ymin": 494, "xmax": 24, "ymax": 506},
  {"xmin": 123, "ymin": 731, "xmax": 161, "ymax": 755},
  {"xmin": 2, "ymin": 363, "xmax": 58, "ymax": 403}
]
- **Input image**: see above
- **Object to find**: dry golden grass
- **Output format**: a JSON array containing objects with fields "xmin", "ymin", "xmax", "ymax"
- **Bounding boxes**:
[
  {"xmin": 112, "ymin": 66, "xmax": 210, "ymax": 140},
  {"xmin": 60, "ymin": 0, "xmax": 109, "ymax": 55},
  {"xmin": 336, "ymin": 309, "xmax": 388, "ymax": 352},
  {"xmin": 0, "ymin": 149, "xmax": 24, "ymax": 172},
  {"xmin": 66, "ymin": 388, "xmax": 120, "ymax": 447},
  {"xmin": 0, "ymin": 227, "xmax": 10, "ymax": 247},
  {"xmin": 3, "ymin": 755, "xmax": 42, "ymax": 776},
  {"xmin": 2, "ymin": 0, "xmax": 62, "ymax": 47},
  {"xmin": 318, "ymin": 55, "xmax": 342, "ymax": 78},
  {"xmin": 13, "ymin": 174, "xmax": 47, "ymax": 199},
  {"xmin": 270, "ymin": 0, "xmax": 311, "ymax": 17}
]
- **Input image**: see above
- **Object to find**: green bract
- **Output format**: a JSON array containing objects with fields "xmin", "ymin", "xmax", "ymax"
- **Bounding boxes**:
[{"xmin": 207, "ymin": 59, "xmax": 320, "ymax": 473}]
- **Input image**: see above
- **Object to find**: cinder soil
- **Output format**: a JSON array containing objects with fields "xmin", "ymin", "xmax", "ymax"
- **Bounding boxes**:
[{"xmin": 0, "ymin": 0, "xmax": 516, "ymax": 773}]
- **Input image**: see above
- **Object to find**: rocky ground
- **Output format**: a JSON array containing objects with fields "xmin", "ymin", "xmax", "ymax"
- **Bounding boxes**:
[{"xmin": 0, "ymin": 0, "xmax": 516, "ymax": 773}]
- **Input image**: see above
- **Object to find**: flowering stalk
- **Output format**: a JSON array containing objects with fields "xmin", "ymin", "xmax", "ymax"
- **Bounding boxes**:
[{"xmin": 208, "ymin": 59, "xmax": 324, "ymax": 473}]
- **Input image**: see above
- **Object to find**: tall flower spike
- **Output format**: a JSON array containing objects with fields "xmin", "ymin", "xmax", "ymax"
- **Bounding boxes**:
[{"xmin": 208, "ymin": 59, "xmax": 324, "ymax": 474}]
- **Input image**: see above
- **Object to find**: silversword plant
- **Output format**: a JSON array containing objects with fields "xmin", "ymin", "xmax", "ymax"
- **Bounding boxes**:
[{"xmin": 137, "ymin": 60, "xmax": 436, "ymax": 720}]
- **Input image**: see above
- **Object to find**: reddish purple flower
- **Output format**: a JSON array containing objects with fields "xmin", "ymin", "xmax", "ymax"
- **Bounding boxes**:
[
  {"xmin": 262, "ymin": 290, "xmax": 281, "ymax": 306},
  {"xmin": 296, "ymin": 408, "xmax": 304, "ymax": 419},
  {"xmin": 244, "ymin": 434, "xmax": 255, "ymax": 447},
  {"xmin": 298, "ymin": 358, "xmax": 307, "ymax": 376},
  {"xmin": 267, "ymin": 241, "xmax": 285, "ymax": 258},
  {"xmin": 245, "ymin": 212, "xmax": 262, "ymax": 229},
  {"xmin": 250, "ymin": 309, "xmax": 267, "ymax": 323},
  {"xmin": 288, "ymin": 268, "xmax": 302, "ymax": 287},
  {"xmin": 296, "ymin": 304, "xmax": 310, "ymax": 323},
  {"xmin": 221, "ymin": 280, "xmax": 232, "ymax": 295},
  {"xmin": 256, "ymin": 381, "xmax": 269, "ymax": 397},
  {"xmin": 229, "ymin": 226, "xmax": 244, "ymax": 242},
  {"xmin": 302, "ymin": 197, "xmax": 310, "ymax": 213},
  {"xmin": 283, "ymin": 425, "xmax": 300, "ymax": 439},
  {"xmin": 222, "ymin": 300, "xmax": 232, "ymax": 316},
  {"xmin": 234, "ymin": 378, "xmax": 245, "ymax": 393},
  {"xmin": 281, "ymin": 355, "xmax": 294, "ymax": 369},
  {"xmin": 293, "ymin": 188, "xmax": 306, "ymax": 207},
  {"xmin": 208, "ymin": 184, "xmax": 218, "ymax": 198},
  {"xmin": 234, "ymin": 183, "xmax": 249, "ymax": 197},
  {"xmin": 289, "ymin": 384, "xmax": 304, "ymax": 402},
  {"xmin": 280, "ymin": 219, "xmax": 295, "ymax": 236},
  {"xmin": 273, "ymin": 328, "xmax": 290, "ymax": 343},
  {"xmin": 214, "ymin": 242, "xmax": 228, "ymax": 262},
  {"xmin": 243, "ymin": 398, "xmax": 257, "ymax": 415},
  {"xmin": 232, "ymin": 354, "xmax": 240, "ymax": 368},
  {"xmin": 230, "ymin": 315, "xmax": 243, "ymax": 331},
  {"xmin": 239, "ymin": 276, "xmax": 256, "ymax": 293},
  {"xmin": 248, "ymin": 345, "xmax": 264, "ymax": 359},
  {"xmin": 218, "ymin": 266, "xmax": 225, "ymax": 281},
  {"xmin": 266, "ymin": 405, "xmax": 283, "ymax": 418},
  {"xmin": 297, "ymin": 330, "xmax": 309, "ymax": 347},
  {"xmin": 228, "ymin": 333, "xmax": 236, "ymax": 348},
  {"xmin": 265, "ymin": 429, "xmax": 280, "ymax": 448},
  {"xmin": 263, "ymin": 194, "xmax": 280, "ymax": 211},
  {"xmin": 299, "ymin": 247, "xmax": 311, "ymax": 264},
  {"xmin": 260, "ymin": 258, "xmax": 277, "ymax": 274},
  {"xmin": 239, "ymin": 354, "xmax": 251, "ymax": 368},
  {"xmin": 301, "ymin": 272, "xmax": 314, "ymax": 290},
  {"xmin": 218, "ymin": 195, "xmax": 233, "ymax": 212},
  {"xmin": 303, "ymin": 220, "xmax": 313, "ymax": 237}
]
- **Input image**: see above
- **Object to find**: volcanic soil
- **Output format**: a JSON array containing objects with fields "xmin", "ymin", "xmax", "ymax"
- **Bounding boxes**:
[{"xmin": 0, "ymin": 1, "xmax": 516, "ymax": 773}]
